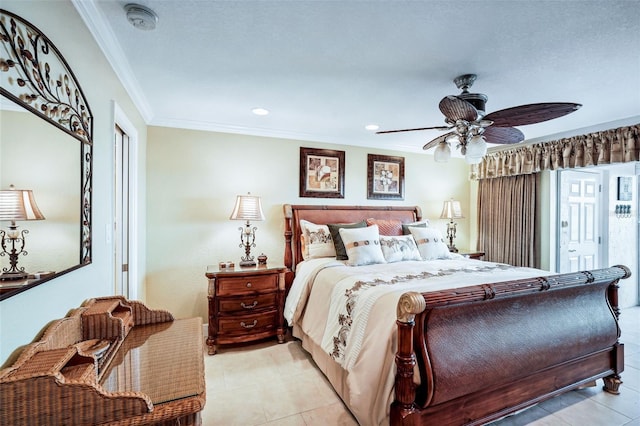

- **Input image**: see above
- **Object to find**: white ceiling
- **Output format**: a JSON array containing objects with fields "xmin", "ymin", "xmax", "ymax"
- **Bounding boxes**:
[{"xmin": 75, "ymin": 0, "xmax": 640, "ymax": 154}]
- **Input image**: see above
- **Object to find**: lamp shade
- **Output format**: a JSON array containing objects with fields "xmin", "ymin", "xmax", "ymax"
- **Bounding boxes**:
[
  {"xmin": 434, "ymin": 141, "xmax": 451, "ymax": 163},
  {"xmin": 464, "ymin": 134, "xmax": 487, "ymax": 164},
  {"xmin": 229, "ymin": 193, "xmax": 265, "ymax": 221},
  {"xmin": 0, "ymin": 186, "xmax": 45, "ymax": 221},
  {"xmin": 440, "ymin": 199, "xmax": 464, "ymax": 220}
]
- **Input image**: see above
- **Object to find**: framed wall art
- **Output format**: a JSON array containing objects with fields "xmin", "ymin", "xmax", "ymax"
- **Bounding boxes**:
[
  {"xmin": 299, "ymin": 147, "xmax": 345, "ymax": 198},
  {"xmin": 367, "ymin": 154, "xmax": 404, "ymax": 200},
  {"xmin": 617, "ymin": 176, "xmax": 632, "ymax": 201}
]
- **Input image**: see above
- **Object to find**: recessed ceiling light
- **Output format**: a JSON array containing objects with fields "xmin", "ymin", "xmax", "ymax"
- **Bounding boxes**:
[
  {"xmin": 252, "ymin": 107, "xmax": 269, "ymax": 116},
  {"xmin": 365, "ymin": 124, "xmax": 379, "ymax": 131}
]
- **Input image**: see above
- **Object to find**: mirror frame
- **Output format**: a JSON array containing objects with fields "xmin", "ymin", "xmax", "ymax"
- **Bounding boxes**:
[{"xmin": 0, "ymin": 9, "xmax": 92, "ymax": 300}]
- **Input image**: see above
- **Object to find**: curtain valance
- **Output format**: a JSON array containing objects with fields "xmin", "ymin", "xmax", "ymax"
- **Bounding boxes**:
[{"xmin": 471, "ymin": 124, "xmax": 640, "ymax": 179}]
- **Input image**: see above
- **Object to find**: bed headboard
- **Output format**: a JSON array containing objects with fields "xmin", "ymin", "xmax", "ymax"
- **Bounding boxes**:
[{"xmin": 283, "ymin": 204, "xmax": 422, "ymax": 280}]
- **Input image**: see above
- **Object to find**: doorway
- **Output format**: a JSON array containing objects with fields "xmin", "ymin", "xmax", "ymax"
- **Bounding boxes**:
[
  {"xmin": 113, "ymin": 103, "xmax": 138, "ymax": 300},
  {"xmin": 114, "ymin": 124, "xmax": 130, "ymax": 297},
  {"xmin": 556, "ymin": 163, "xmax": 639, "ymax": 307}
]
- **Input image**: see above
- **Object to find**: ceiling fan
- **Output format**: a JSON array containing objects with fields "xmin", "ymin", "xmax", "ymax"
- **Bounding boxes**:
[{"xmin": 377, "ymin": 74, "xmax": 581, "ymax": 164}]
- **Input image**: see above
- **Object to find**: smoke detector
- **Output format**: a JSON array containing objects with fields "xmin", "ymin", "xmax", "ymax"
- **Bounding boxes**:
[{"xmin": 124, "ymin": 4, "xmax": 158, "ymax": 31}]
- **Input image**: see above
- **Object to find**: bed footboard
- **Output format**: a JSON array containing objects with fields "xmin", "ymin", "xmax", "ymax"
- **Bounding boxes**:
[{"xmin": 392, "ymin": 265, "xmax": 631, "ymax": 426}]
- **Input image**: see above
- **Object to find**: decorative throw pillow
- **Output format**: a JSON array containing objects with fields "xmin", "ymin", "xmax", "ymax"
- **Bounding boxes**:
[
  {"xmin": 328, "ymin": 220, "xmax": 367, "ymax": 260},
  {"xmin": 379, "ymin": 235, "xmax": 422, "ymax": 263},
  {"xmin": 409, "ymin": 227, "xmax": 451, "ymax": 260},
  {"xmin": 366, "ymin": 218, "xmax": 403, "ymax": 236},
  {"xmin": 299, "ymin": 219, "xmax": 336, "ymax": 259},
  {"xmin": 401, "ymin": 221, "xmax": 430, "ymax": 235},
  {"xmin": 339, "ymin": 225, "xmax": 386, "ymax": 266}
]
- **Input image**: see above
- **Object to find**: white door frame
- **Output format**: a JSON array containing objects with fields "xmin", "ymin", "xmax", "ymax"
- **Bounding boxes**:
[{"xmin": 112, "ymin": 102, "xmax": 139, "ymax": 300}]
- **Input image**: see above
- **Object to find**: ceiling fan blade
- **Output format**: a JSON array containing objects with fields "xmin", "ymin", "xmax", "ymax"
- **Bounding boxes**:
[
  {"xmin": 376, "ymin": 125, "xmax": 450, "ymax": 134},
  {"xmin": 423, "ymin": 131, "xmax": 456, "ymax": 150},
  {"xmin": 484, "ymin": 103, "xmax": 582, "ymax": 127},
  {"xmin": 482, "ymin": 126, "xmax": 525, "ymax": 144},
  {"xmin": 439, "ymin": 95, "xmax": 478, "ymax": 122}
]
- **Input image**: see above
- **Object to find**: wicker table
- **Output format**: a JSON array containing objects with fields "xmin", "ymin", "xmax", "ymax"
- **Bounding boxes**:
[
  {"xmin": 101, "ymin": 318, "xmax": 204, "ymax": 405},
  {"xmin": 0, "ymin": 296, "xmax": 206, "ymax": 426}
]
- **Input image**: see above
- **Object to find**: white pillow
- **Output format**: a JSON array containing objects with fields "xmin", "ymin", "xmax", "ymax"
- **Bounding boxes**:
[
  {"xmin": 409, "ymin": 227, "xmax": 451, "ymax": 260},
  {"xmin": 300, "ymin": 219, "xmax": 336, "ymax": 259},
  {"xmin": 338, "ymin": 225, "xmax": 386, "ymax": 266},
  {"xmin": 379, "ymin": 235, "xmax": 422, "ymax": 263}
]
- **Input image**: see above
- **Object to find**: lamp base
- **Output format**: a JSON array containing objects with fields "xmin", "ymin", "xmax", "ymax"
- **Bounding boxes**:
[
  {"xmin": 448, "ymin": 246, "xmax": 459, "ymax": 253},
  {"xmin": 239, "ymin": 260, "xmax": 257, "ymax": 267},
  {"xmin": 0, "ymin": 271, "xmax": 28, "ymax": 281}
]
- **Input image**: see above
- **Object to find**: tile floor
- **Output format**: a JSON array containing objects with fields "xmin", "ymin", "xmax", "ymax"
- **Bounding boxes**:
[{"xmin": 201, "ymin": 306, "xmax": 640, "ymax": 425}]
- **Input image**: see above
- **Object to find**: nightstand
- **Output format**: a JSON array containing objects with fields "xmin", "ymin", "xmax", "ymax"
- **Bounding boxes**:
[
  {"xmin": 460, "ymin": 251, "xmax": 485, "ymax": 260},
  {"xmin": 205, "ymin": 264, "xmax": 287, "ymax": 355}
]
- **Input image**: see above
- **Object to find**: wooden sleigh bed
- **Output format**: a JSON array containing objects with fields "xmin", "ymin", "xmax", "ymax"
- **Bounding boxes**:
[{"xmin": 283, "ymin": 204, "xmax": 631, "ymax": 426}]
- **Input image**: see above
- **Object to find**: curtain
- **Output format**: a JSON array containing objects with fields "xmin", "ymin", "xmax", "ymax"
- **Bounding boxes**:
[
  {"xmin": 478, "ymin": 174, "xmax": 538, "ymax": 267},
  {"xmin": 471, "ymin": 124, "xmax": 639, "ymax": 179}
]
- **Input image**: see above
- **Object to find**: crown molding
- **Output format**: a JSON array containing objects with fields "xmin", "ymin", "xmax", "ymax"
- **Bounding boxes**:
[{"xmin": 71, "ymin": 0, "xmax": 153, "ymax": 123}]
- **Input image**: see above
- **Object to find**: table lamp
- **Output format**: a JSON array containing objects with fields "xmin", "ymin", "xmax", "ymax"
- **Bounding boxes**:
[
  {"xmin": 0, "ymin": 185, "xmax": 45, "ymax": 280},
  {"xmin": 229, "ymin": 193, "xmax": 265, "ymax": 267},
  {"xmin": 440, "ymin": 198, "xmax": 463, "ymax": 253}
]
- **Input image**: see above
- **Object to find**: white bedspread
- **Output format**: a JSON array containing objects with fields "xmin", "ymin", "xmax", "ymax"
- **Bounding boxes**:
[{"xmin": 285, "ymin": 257, "xmax": 550, "ymax": 426}]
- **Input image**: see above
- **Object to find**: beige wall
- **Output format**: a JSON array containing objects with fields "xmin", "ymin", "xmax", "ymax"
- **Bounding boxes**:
[
  {"xmin": 146, "ymin": 126, "xmax": 474, "ymax": 319},
  {"xmin": 0, "ymin": 1, "xmax": 147, "ymax": 364}
]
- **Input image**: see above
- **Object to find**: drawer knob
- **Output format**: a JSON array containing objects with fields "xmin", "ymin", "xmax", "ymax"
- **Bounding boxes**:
[
  {"xmin": 246, "ymin": 282, "xmax": 252, "ymax": 288},
  {"xmin": 241, "ymin": 301, "xmax": 258, "ymax": 309},
  {"xmin": 240, "ymin": 320, "xmax": 258, "ymax": 329}
]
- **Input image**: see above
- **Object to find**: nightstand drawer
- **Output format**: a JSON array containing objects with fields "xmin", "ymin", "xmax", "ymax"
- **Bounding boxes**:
[
  {"xmin": 217, "ymin": 310, "xmax": 278, "ymax": 334},
  {"xmin": 218, "ymin": 293, "xmax": 277, "ymax": 313},
  {"xmin": 217, "ymin": 274, "xmax": 277, "ymax": 295}
]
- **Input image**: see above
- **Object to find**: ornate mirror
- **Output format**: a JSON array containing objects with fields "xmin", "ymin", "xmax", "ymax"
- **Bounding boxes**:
[{"xmin": 0, "ymin": 9, "xmax": 92, "ymax": 300}]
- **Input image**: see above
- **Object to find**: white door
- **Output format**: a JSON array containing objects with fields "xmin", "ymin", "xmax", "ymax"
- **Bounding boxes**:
[{"xmin": 558, "ymin": 170, "xmax": 602, "ymax": 272}]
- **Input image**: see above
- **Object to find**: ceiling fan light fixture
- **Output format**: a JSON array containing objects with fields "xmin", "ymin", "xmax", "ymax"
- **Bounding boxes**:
[
  {"xmin": 464, "ymin": 134, "xmax": 487, "ymax": 164},
  {"xmin": 377, "ymin": 73, "xmax": 581, "ymax": 160},
  {"xmin": 434, "ymin": 142, "xmax": 451, "ymax": 163}
]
